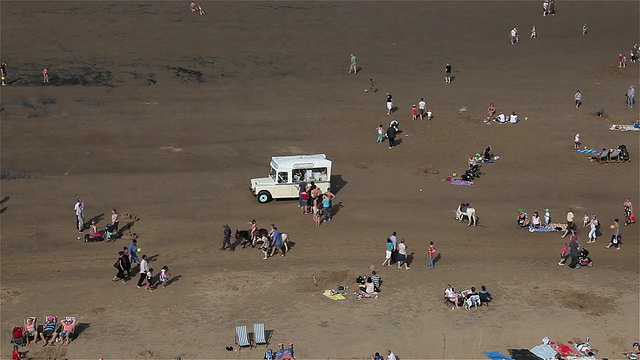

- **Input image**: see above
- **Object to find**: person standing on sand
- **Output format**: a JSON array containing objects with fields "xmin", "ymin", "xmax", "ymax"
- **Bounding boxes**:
[
  {"xmin": 42, "ymin": 68, "xmax": 49, "ymax": 83},
  {"xmin": 221, "ymin": 223, "xmax": 232, "ymax": 250},
  {"xmin": 128, "ymin": 239, "xmax": 139, "ymax": 265},
  {"xmin": 396, "ymin": 238, "xmax": 410, "ymax": 270},
  {"xmin": 558, "ymin": 242, "xmax": 569, "ymax": 266},
  {"xmin": 376, "ymin": 124, "xmax": 385, "ymax": 143},
  {"xmin": 386, "ymin": 124, "xmax": 397, "ymax": 149},
  {"xmin": 418, "ymin": 98, "xmax": 426, "ymax": 120},
  {"xmin": 111, "ymin": 209, "xmax": 119, "ymax": 232},
  {"xmin": 113, "ymin": 251, "xmax": 127, "ymax": 283},
  {"xmin": 444, "ymin": 63, "xmax": 452, "ymax": 83},
  {"xmin": 369, "ymin": 78, "xmax": 377, "ymax": 93},
  {"xmin": 74, "ymin": 198, "xmax": 84, "ymax": 232},
  {"xmin": 428, "ymin": 241, "xmax": 436, "ymax": 269},
  {"xmin": 388, "ymin": 231, "xmax": 398, "ymax": 264},
  {"xmin": 582, "ymin": 24, "xmax": 587, "ymax": 35},
  {"xmin": 349, "ymin": 53, "xmax": 357, "ymax": 74},
  {"xmin": 386, "ymin": 93, "xmax": 393, "ymax": 115},
  {"xmin": 530, "ymin": 25, "xmax": 537, "ymax": 39},
  {"xmin": 574, "ymin": 90, "xmax": 582, "ymax": 109},
  {"xmin": 411, "ymin": 104, "xmax": 418, "ymax": 121},
  {"xmin": 1, "ymin": 62, "xmax": 7, "ymax": 86},
  {"xmin": 568, "ymin": 236, "xmax": 580, "ymax": 268},
  {"xmin": 382, "ymin": 238, "xmax": 393, "ymax": 267},
  {"xmin": 587, "ymin": 214, "xmax": 599, "ymax": 243},
  {"xmin": 605, "ymin": 219, "xmax": 622, "ymax": 250},
  {"xmin": 122, "ymin": 247, "xmax": 132, "ymax": 279},
  {"xmin": 626, "ymin": 85, "xmax": 635, "ymax": 108},
  {"xmin": 623, "ymin": 198, "xmax": 634, "ymax": 225},
  {"xmin": 137, "ymin": 254, "xmax": 148, "ymax": 288}
]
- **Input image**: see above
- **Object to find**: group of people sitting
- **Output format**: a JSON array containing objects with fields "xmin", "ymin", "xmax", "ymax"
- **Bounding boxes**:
[
  {"xmin": 485, "ymin": 103, "xmax": 520, "ymax": 124},
  {"xmin": 264, "ymin": 343, "xmax": 295, "ymax": 360},
  {"xmin": 12, "ymin": 316, "xmax": 77, "ymax": 348},
  {"xmin": 355, "ymin": 272, "xmax": 382, "ymax": 300},
  {"xmin": 444, "ymin": 284, "xmax": 492, "ymax": 310},
  {"xmin": 518, "ymin": 208, "xmax": 552, "ymax": 228}
]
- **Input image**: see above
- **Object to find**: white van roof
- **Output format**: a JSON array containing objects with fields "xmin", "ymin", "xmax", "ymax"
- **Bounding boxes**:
[{"xmin": 271, "ymin": 154, "xmax": 331, "ymax": 170}]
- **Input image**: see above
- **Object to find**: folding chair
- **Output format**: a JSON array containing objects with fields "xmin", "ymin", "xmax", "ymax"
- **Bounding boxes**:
[
  {"xmin": 253, "ymin": 323, "xmax": 267, "ymax": 348},
  {"xmin": 235, "ymin": 325, "xmax": 251, "ymax": 350}
]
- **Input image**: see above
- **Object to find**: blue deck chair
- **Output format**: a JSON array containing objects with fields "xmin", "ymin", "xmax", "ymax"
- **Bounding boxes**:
[
  {"xmin": 253, "ymin": 323, "xmax": 267, "ymax": 347},
  {"xmin": 235, "ymin": 325, "xmax": 250, "ymax": 349}
]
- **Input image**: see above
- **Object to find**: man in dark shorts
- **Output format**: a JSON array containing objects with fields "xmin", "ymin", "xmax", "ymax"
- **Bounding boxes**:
[{"xmin": 445, "ymin": 63, "xmax": 452, "ymax": 83}]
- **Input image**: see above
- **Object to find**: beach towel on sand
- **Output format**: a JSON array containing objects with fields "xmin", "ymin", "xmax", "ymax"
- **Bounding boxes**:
[
  {"xmin": 530, "ymin": 344, "xmax": 557, "ymax": 359},
  {"xmin": 323, "ymin": 290, "xmax": 346, "ymax": 300},
  {"xmin": 529, "ymin": 225, "xmax": 559, "ymax": 232},
  {"xmin": 451, "ymin": 179, "xmax": 473, "ymax": 186},
  {"xmin": 484, "ymin": 351, "xmax": 513, "ymax": 360},
  {"xmin": 576, "ymin": 149, "xmax": 600, "ymax": 154},
  {"xmin": 610, "ymin": 124, "xmax": 640, "ymax": 132}
]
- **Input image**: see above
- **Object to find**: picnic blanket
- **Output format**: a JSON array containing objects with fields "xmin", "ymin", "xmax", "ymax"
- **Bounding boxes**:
[
  {"xmin": 530, "ymin": 344, "xmax": 557, "ymax": 360},
  {"xmin": 484, "ymin": 351, "xmax": 513, "ymax": 360},
  {"xmin": 323, "ymin": 290, "xmax": 346, "ymax": 300},
  {"xmin": 610, "ymin": 124, "xmax": 640, "ymax": 132},
  {"xmin": 451, "ymin": 179, "xmax": 473, "ymax": 186},
  {"xmin": 576, "ymin": 148, "xmax": 599, "ymax": 154},
  {"xmin": 529, "ymin": 225, "xmax": 558, "ymax": 232}
]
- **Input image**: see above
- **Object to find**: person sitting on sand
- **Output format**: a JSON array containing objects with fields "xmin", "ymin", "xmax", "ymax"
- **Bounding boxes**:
[
  {"xmin": 89, "ymin": 221, "xmax": 103, "ymax": 240},
  {"xmin": 445, "ymin": 284, "xmax": 460, "ymax": 309},
  {"xmin": 479, "ymin": 285, "xmax": 492, "ymax": 304},
  {"xmin": 487, "ymin": 103, "xmax": 496, "ymax": 120},
  {"xmin": 509, "ymin": 112, "xmax": 519, "ymax": 124},
  {"xmin": 531, "ymin": 211, "xmax": 542, "ymax": 228},
  {"xmin": 482, "ymin": 146, "xmax": 492, "ymax": 161}
]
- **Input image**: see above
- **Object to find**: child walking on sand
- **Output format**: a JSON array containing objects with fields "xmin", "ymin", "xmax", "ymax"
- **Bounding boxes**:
[
  {"xmin": 376, "ymin": 124, "xmax": 384, "ymax": 143},
  {"xmin": 558, "ymin": 243, "xmax": 569, "ymax": 266},
  {"xmin": 574, "ymin": 133, "xmax": 580, "ymax": 149},
  {"xmin": 145, "ymin": 268, "xmax": 154, "ymax": 292},
  {"xmin": 158, "ymin": 266, "xmax": 172, "ymax": 288},
  {"xmin": 411, "ymin": 105, "xmax": 418, "ymax": 120}
]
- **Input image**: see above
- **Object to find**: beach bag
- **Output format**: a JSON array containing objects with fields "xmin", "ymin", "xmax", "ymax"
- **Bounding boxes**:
[{"xmin": 12, "ymin": 327, "xmax": 23, "ymax": 340}]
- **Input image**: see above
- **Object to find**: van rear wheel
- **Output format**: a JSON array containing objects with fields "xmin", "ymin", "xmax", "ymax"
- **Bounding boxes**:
[{"xmin": 257, "ymin": 191, "xmax": 272, "ymax": 204}]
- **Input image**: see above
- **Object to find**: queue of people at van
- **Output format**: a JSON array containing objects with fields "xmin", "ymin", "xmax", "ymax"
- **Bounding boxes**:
[{"xmin": 295, "ymin": 180, "xmax": 336, "ymax": 226}]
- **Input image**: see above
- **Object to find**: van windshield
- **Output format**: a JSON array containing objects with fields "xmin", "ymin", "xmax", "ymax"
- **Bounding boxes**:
[{"xmin": 270, "ymin": 166, "xmax": 276, "ymax": 181}]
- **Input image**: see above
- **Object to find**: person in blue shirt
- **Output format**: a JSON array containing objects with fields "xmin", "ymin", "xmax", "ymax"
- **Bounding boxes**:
[
  {"xmin": 269, "ymin": 227, "xmax": 284, "ymax": 257},
  {"xmin": 128, "ymin": 239, "xmax": 139, "ymax": 265},
  {"xmin": 372, "ymin": 352, "xmax": 383, "ymax": 360}
]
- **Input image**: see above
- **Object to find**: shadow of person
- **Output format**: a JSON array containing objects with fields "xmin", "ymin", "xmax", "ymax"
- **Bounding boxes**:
[{"xmin": 434, "ymin": 253, "xmax": 442, "ymax": 265}]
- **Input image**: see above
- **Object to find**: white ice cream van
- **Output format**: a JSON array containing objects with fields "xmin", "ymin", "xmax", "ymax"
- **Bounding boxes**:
[{"xmin": 250, "ymin": 154, "xmax": 332, "ymax": 203}]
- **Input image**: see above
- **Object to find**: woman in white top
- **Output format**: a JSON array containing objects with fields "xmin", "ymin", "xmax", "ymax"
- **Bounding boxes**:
[
  {"xmin": 445, "ymin": 284, "xmax": 460, "ymax": 309},
  {"xmin": 531, "ymin": 212, "xmax": 542, "ymax": 228}
]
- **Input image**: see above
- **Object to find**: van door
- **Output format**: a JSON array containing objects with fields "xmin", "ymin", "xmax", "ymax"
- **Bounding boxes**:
[{"xmin": 275, "ymin": 171, "xmax": 296, "ymax": 198}]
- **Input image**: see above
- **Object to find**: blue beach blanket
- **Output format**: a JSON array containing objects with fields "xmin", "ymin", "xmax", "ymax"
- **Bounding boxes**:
[
  {"xmin": 529, "ymin": 225, "xmax": 558, "ymax": 232},
  {"xmin": 576, "ymin": 149, "xmax": 599, "ymax": 154},
  {"xmin": 485, "ymin": 351, "xmax": 514, "ymax": 360}
]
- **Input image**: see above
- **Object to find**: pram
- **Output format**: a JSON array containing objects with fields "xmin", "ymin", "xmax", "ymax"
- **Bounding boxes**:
[
  {"xmin": 461, "ymin": 165, "xmax": 482, "ymax": 181},
  {"xmin": 574, "ymin": 248, "xmax": 593, "ymax": 268},
  {"xmin": 619, "ymin": 144, "xmax": 630, "ymax": 162}
]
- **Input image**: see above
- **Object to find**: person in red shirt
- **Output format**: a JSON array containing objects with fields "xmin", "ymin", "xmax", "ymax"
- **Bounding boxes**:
[
  {"xmin": 411, "ymin": 105, "xmax": 418, "ymax": 121},
  {"xmin": 428, "ymin": 241, "xmax": 436, "ymax": 268}
]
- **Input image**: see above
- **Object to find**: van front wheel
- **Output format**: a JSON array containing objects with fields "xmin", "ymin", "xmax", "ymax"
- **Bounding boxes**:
[{"xmin": 257, "ymin": 191, "xmax": 272, "ymax": 204}]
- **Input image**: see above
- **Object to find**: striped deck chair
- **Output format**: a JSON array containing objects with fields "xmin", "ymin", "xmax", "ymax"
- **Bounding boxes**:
[
  {"xmin": 253, "ymin": 323, "xmax": 267, "ymax": 347},
  {"xmin": 235, "ymin": 325, "xmax": 250, "ymax": 350}
]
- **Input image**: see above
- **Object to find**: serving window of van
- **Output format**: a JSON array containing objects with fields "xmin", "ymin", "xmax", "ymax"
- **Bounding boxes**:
[{"xmin": 293, "ymin": 167, "xmax": 328, "ymax": 183}]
